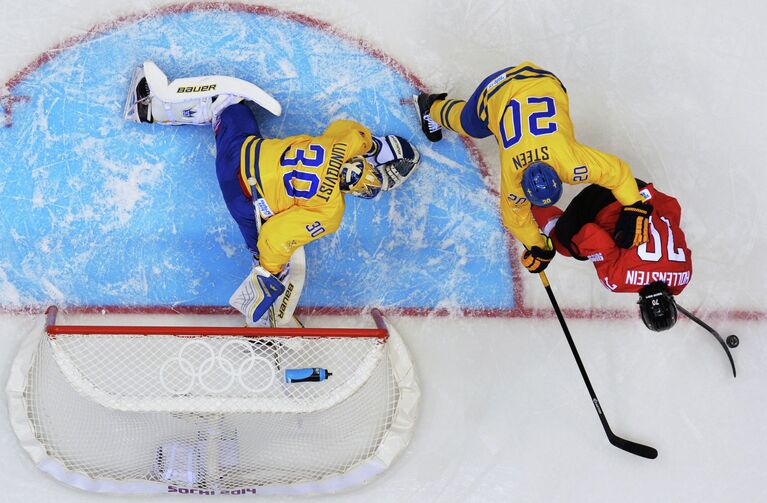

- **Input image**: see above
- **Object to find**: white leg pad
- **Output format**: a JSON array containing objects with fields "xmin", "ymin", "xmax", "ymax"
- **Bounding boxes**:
[
  {"xmin": 144, "ymin": 61, "xmax": 281, "ymax": 117},
  {"xmin": 272, "ymin": 247, "xmax": 306, "ymax": 327},
  {"xmin": 124, "ymin": 61, "xmax": 282, "ymax": 125}
]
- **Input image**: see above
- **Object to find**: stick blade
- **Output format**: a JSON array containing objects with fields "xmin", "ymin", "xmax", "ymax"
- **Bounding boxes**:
[{"xmin": 609, "ymin": 435, "xmax": 658, "ymax": 459}]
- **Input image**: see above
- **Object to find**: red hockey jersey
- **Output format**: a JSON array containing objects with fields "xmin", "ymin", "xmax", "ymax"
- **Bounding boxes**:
[{"xmin": 551, "ymin": 184, "xmax": 692, "ymax": 294}]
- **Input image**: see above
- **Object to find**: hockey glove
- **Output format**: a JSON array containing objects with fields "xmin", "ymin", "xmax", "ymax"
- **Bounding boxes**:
[
  {"xmin": 521, "ymin": 237, "xmax": 556, "ymax": 273},
  {"xmin": 613, "ymin": 200, "xmax": 653, "ymax": 249},
  {"xmin": 364, "ymin": 135, "xmax": 421, "ymax": 191},
  {"xmin": 228, "ymin": 266, "xmax": 286, "ymax": 325}
]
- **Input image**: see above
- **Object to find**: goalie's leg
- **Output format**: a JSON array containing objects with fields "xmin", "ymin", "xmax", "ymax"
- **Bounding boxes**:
[
  {"xmin": 124, "ymin": 63, "xmax": 239, "ymax": 125},
  {"xmin": 123, "ymin": 61, "xmax": 280, "ymax": 126}
]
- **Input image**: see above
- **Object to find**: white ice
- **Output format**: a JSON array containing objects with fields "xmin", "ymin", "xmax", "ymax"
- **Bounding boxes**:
[{"xmin": 1, "ymin": 0, "xmax": 766, "ymax": 502}]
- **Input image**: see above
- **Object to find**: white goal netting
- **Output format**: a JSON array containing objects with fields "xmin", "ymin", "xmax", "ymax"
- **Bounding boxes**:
[{"xmin": 7, "ymin": 308, "xmax": 419, "ymax": 496}]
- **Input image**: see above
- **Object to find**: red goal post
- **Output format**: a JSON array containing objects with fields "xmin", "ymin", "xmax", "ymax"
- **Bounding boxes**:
[{"xmin": 8, "ymin": 305, "xmax": 420, "ymax": 496}]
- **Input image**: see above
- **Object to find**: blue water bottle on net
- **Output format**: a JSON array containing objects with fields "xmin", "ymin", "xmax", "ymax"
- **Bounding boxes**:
[{"xmin": 285, "ymin": 367, "xmax": 332, "ymax": 383}]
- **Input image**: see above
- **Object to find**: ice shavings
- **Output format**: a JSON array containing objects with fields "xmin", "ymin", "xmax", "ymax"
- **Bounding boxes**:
[
  {"xmin": 0, "ymin": 264, "xmax": 22, "ymax": 306},
  {"xmin": 98, "ymin": 158, "xmax": 165, "ymax": 230}
]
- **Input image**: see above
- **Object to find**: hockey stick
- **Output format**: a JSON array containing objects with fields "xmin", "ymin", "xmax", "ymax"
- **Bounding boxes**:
[
  {"xmin": 247, "ymin": 176, "xmax": 306, "ymax": 327},
  {"xmin": 229, "ymin": 178, "xmax": 306, "ymax": 327},
  {"xmin": 249, "ymin": 177, "xmax": 276, "ymax": 327},
  {"xmin": 675, "ymin": 304, "xmax": 737, "ymax": 378},
  {"xmin": 538, "ymin": 271, "xmax": 658, "ymax": 459}
]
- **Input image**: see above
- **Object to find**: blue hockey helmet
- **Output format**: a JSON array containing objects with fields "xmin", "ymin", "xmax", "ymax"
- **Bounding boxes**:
[{"xmin": 522, "ymin": 162, "xmax": 562, "ymax": 207}]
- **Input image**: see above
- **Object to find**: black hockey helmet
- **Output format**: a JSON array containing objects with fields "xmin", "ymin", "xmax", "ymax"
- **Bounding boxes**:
[{"xmin": 637, "ymin": 281, "xmax": 677, "ymax": 332}]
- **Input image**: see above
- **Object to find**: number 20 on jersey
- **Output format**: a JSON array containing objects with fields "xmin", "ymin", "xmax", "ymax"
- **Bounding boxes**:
[{"xmin": 500, "ymin": 96, "xmax": 558, "ymax": 149}]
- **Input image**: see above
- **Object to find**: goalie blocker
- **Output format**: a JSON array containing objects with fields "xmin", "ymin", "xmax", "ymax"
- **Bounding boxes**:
[{"xmin": 229, "ymin": 247, "xmax": 306, "ymax": 327}]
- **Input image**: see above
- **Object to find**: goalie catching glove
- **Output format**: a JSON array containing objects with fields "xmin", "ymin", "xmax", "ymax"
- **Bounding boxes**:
[
  {"xmin": 364, "ymin": 135, "xmax": 421, "ymax": 191},
  {"xmin": 613, "ymin": 200, "xmax": 653, "ymax": 249},
  {"xmin": 521, "ymin": 235, "xmax": 556, "ymax": 273},
  {"xmin": 339, "ymin": 135, "xmax": 421, "ymax": 199}
]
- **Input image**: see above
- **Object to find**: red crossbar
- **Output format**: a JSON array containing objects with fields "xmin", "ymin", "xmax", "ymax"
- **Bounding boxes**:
[{"xmin": 44, "ymin": 306, "xmax": 388, "ymax": 339}]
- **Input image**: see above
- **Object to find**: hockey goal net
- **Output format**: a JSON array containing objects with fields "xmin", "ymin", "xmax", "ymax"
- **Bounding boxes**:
[{"xmin": 7, "ymin": 306, "xmax": 419, "ymax": 496}]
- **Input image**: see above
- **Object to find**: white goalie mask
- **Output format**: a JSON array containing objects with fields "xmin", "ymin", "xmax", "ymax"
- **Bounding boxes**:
[{"xmin": 339, "ymin": 157, "xmax": 383, "ymax": 199}]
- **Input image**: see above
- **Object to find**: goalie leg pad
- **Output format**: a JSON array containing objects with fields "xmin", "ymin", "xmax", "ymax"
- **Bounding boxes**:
[
  {"xmin": 271, "ymin": 247, "xmax": 306, "ymax": 327},
  {"xmin": 124, "ymin": 61, "xmax": 282, "ymax": 125}
]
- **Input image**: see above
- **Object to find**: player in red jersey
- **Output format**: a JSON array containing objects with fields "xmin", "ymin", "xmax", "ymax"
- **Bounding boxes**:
[{"xmin": 532, "ymin": 180, "xmax": 692, "ymax": 331}]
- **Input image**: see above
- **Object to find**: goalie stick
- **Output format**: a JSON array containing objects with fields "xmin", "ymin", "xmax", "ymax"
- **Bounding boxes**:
[
  {"xmin": 676, "ymin": 304, "xmax": 738, "ymax": 378},
  {"xmin": 539, "ymin": 271, "xmax": 658, "ymax": 459},
  {"xmin": 227, "ymin": 178, "xmax": 281, "ymax": 326},
  {"xmin": 228, "ymin": 179, "xmax": 306, "ymax": 327},
  {"xmin": 251, "ymin": 177, "xmax": 276, "ymax": 327}
]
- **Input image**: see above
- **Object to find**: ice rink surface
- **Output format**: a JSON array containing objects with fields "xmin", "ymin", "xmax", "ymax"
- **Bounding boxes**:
[{"xmin": 1, "ymin": 0, "xmax": 766, "ymax": 501}]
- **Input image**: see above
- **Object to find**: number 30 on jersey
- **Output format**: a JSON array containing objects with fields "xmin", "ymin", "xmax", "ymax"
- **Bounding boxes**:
[{"xmin": 282, "ymin": 144, "xmax": 326, "ymax": 199}]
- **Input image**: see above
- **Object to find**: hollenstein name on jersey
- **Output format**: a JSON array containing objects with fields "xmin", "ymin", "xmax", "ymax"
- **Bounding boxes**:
[
  {"xmin": 625, "ymin": 269, "xmax": 691, "ymax": 288},
  {"xmin": 316, "ymin": 142, "xmax": 348, "ymax": 202}
]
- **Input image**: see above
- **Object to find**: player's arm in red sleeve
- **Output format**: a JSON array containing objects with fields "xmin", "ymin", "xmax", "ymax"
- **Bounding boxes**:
[{"xmin": 569, "ymin": 223, "xmax": 621, "ymax": 263}]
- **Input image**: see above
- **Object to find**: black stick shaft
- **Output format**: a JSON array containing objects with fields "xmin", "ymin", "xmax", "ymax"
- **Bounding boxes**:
[
  {"xmin": 539, "ymin": 271, "xmax": 658, "ymax": 459},
  {"xmin": 539, "ymin": 273, "xmax": 607, "ymax": 427}
]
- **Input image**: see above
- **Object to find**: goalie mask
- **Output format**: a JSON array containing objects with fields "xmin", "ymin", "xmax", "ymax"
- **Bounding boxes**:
[
  {"xmin": 339, "ymin": 157, "xmax": 383, "ymax": 199},
  {"xmin": 637, "ymin": 281, "xmax": 677, "ymax": 332}
]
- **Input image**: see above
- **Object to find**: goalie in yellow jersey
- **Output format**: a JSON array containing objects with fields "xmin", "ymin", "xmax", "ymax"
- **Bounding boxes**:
[
  {"xmin": 125, "ymin": 62, "xmax": 420, "ymax": 326},
  {"xmin": 414, "ymin": 62, "xmax": 651, "ymax": 274}
]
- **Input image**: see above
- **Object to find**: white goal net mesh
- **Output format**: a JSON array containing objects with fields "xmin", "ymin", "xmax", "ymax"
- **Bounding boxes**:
[{"xmin": 8, "ymin": 310, "xmax": 419, "ymax": 496}]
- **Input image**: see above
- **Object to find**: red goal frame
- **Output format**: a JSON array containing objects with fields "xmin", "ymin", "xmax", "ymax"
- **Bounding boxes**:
[{"xmin": 44, "ymin": 305, "xmax": 389, "ymax": 339}]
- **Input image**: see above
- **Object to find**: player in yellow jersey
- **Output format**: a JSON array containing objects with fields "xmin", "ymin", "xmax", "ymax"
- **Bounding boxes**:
[
  {"xmin": 415, "ymin": 62, "xmax": 652, "ymax": 274},
  {"xmin": 125, "ymin": 62, "xmax": 420, "ymax": 325}
]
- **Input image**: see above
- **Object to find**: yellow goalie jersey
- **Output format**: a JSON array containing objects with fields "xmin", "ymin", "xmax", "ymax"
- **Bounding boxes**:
[
  {"xmin": 239, "ymin": 119, "xmax": 374, "ymax": 273},
  {"xmin": 478, "ymin": 62, "xmax": 643, "ymax": 249}
]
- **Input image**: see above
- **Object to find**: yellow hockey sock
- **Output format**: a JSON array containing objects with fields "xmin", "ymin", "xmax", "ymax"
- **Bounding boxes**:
[{"xmin": 429, "ymin": 99, "xmax": 469, "ymax": 136}]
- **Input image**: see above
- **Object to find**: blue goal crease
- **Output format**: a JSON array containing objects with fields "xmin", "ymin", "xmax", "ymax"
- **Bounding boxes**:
[{"xmin": 0, "ymin": 10, "xmax": 515, "ymax": 311}]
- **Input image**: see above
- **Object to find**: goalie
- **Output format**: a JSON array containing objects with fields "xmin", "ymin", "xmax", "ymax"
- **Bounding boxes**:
[{"xmin": 125, "ymin": 62, "xmax": 421, "ymax": 326}]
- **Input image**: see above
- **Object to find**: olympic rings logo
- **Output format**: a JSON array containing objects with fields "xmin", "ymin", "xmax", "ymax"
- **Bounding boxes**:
[{"xmin": 159, "ymin": 339, "xmax": 276, "ymax": 395}]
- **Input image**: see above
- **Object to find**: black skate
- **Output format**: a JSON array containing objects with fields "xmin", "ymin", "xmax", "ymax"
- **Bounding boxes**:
[
  {"xmin": 131, "ymin": 76, "xmax": 152, "ymax": 123},
  {"xmin": 414, "ymin": 92, "xmax": 447, "ymax": 142}
]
